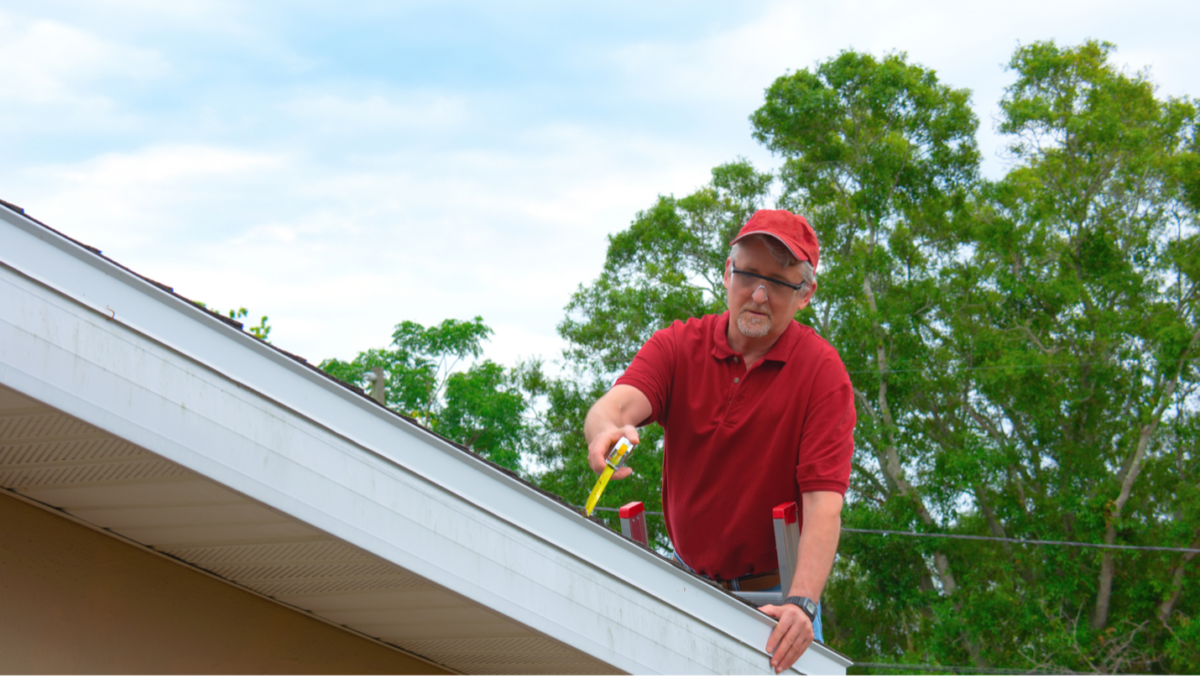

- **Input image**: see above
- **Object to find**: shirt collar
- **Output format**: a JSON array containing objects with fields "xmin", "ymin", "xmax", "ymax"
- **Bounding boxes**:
[
  {"xmin": 711, "ymin": 311, "xmax": 801, "ymax": 363},
  {"xmin": 712, "ymin": 311, "xmax": 735, "ymax": 360}
]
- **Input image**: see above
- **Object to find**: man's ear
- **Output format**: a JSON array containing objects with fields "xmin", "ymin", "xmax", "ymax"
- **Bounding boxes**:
[
  {"xmin": 723, "ymin": 259, "xmax": 732, "ymax": 290},
  {"xmin": 796, "ymin": 281, "xmax": 817, "ymax": 310}
]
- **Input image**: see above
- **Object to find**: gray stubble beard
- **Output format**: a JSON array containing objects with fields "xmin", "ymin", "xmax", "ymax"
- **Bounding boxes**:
[{"xmin": 736, "ymin": 303, "xmax": 772, "ymax": 338}]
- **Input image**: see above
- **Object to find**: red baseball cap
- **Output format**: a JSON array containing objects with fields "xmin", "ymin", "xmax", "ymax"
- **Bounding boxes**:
[{"xmin": 730, "ymin": 209, "xmax": 819, "ymax": 271}]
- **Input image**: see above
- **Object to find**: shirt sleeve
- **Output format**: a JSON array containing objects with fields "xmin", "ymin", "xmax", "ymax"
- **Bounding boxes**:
[
  {"xmin": 796, "ymin": 352, "xmax": 856, "ymax": 495},
  {"xmin": 613, "ymin": 323, "xmax": 679, "ymax": 427}
]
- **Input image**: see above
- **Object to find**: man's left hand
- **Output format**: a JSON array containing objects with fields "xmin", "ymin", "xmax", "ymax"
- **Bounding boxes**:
[{"xmin": 757, "ymin": 602, "xmax": 814, "ymax": 674}]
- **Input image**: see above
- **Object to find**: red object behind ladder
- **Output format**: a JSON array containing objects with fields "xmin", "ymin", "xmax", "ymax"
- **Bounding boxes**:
[
  {"xmin": 619, "ymin": 501, "xmax": 648, "ymax": 547},
  {"xmin": 773, "ymin": 502, "xmax": 800, "ymax": 593}
]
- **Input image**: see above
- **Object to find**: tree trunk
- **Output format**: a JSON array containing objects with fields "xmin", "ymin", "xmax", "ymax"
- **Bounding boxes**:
[
  {"xmin": 1158, "ymin": 532, "xmax": 1200, "ymax": 623},
  {"xmin": 862, "ymin": 274, "xmax": 985, "ymax": 665},
  {"xmin": 1092, "ymin": 420, "xmax": 1158, "ymax": 630},
  {"xmin": 1091, "ymin": 323, "xmax": 1198, "ymax": 630}
]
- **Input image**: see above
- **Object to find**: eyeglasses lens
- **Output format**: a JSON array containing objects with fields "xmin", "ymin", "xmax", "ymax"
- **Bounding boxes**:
[{"xmin": 733, "ymin": 271, "xmax": 797, "ymax": 299}]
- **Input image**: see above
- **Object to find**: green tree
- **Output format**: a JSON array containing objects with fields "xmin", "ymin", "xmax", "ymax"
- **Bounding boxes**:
[
  {"xmin": 750, "ymin": 49, "xmax": 986, "ymax": 666},
  {"xmin": 933, "ymin": 40, "xmax": 1200, "ymax": 672},
  {"xmin": 321, "ymin": 316, "xmax": 490, "ymax": 422},
  {"xmin": 320, "ymin": 317, "xmax": 529, "ymax": 471},
  {"xmin": 440, "ymin": 359, "xmax": 526, "ymax": 470},
  {"xmin": 192, "ymin": 302, "xmax": 272, "ymax": 341}
]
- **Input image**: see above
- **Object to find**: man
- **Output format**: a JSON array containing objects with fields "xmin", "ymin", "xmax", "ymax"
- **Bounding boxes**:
[{"xmin": 583, "ymin": 209, "xmax": 855, "ymax": 674}]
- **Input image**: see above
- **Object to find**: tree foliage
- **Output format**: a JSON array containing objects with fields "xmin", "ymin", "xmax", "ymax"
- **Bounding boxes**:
[
  {"xmin": 912, "ymin": 40, "xmax": 1200, "ymax": 672},
  {"xmin": 192, "ymin": 302, "xmax": 272, "ymax": 341},
  {"xmin": 543, "ymin": 43, "xmax": 1200, "ymax": 673},
  {"xmin": 309, "ymin": 41, "xmax": 1199, "ymax": 673},
  {"xmin": 319, "ymin": 316, "xmax": 528, "ymax": 471}
]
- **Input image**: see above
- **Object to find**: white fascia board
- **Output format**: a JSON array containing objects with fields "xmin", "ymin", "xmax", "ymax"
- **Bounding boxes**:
[{"xmin": 0, "ymin": 207, "xmax": 850, "ymax": 675}]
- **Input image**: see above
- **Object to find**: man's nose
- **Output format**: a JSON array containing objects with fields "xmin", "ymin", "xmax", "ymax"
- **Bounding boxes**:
[{"xmin": 752, "ymin": 285, "xmax": 769, "ymax": 304}]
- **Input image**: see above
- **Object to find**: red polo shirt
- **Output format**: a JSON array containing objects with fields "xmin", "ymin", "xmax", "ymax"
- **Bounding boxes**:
[{"xmin": 614, "ymin": 312, "xmax": 855, "ymax": 580}]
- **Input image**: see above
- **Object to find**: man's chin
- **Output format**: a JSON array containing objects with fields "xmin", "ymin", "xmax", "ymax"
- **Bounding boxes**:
[{"xmin": 737, "ymin": 313, "xmax": 771, "ymax": 338}]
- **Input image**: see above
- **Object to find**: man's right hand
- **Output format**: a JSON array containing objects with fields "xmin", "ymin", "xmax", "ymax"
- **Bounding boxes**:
[
  {"xmin": 583, "ymin": 383, "xmax": 652, "ymax": 480},
  {"xmin": 587, "ymin": 426, "xmax": 640, "ymax": 480}
]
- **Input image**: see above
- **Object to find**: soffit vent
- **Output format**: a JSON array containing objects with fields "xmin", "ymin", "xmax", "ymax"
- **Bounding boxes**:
[
  {"xmin": 0, "ymin": 412, "xmax": 103, "ymax": 441},
  {"xmin": 0, "ymin": 437, "xmax": 150, "ymax": 466},
  {"xmin": 241, "ymin": 575, "xmax": 431, "ymax": 598},
  {"xmin": 0, "ymin": 458, "xmax": 192, "ymax": 489},
  {"xmin": 169, "ymin": 539, "xmax": 373, "ymax": 565},
  {"xmin": 211, "ymin": 562, "xmax": 406, "ymax": 582}
]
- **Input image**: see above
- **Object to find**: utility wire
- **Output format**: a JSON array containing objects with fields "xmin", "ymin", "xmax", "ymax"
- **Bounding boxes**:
[
  {"xmin": 586, "ymin": 505, "xmax": 1165, "ymax": 674},
  {"xmin": 841, "ymin": 527, "xmax": 1200, "ymax": 554},
  {"xmin": 583, "ymin": 507, "xmax": 1200, "ymax": 554},
  {"xmin": 852, "ymin": 662, "xmax": 1072, "ymax": 675},
  {"xmin": 845, "ymin": 359, "xmax": 1197, "ymax": 375}
]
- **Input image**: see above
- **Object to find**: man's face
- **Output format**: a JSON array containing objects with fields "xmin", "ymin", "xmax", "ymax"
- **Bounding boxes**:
[{"xmin": 722, "ymin": 236, "xmax": 815, "ymax": 344}]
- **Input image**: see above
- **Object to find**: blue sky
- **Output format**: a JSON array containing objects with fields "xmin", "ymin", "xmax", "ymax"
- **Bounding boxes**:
[{"xmin": 3, "ymin": 1, "xmax": 1199, "ymax": 372}]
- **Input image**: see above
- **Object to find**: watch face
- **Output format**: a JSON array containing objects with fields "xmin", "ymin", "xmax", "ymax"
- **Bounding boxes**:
[{"xmin": 804, "ymin": 601, "xmax": 817, "ymax": 615}]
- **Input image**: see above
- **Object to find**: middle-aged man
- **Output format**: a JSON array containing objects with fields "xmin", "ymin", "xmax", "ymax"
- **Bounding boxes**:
[{"xmin": 583, "ymin": 209, "xmax": 855, "ymax": 673}]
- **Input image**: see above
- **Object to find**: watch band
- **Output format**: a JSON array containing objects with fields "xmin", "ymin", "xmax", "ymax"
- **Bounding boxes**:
[{"xmin": 784, "ymin": 596, "xmax": 818, "ymax": 623}]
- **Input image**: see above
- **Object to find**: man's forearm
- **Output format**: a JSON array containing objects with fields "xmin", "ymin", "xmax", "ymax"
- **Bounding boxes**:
[
  {"xmin": 787, "ymin": 491, "xmax": 844, "ymax": 600},
  {"xmin": 582, "ymin": 399, "xmax": 619, "ymax": 445},
  {"xmin": 583, "ymin": 384, "xmax": 651, "ymax": 445}
]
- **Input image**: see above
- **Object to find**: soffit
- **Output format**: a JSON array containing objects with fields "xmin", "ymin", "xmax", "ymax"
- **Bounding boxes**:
[{"xmin": 0, "ymin": 383, "xmax": 612, "ymax": 675}]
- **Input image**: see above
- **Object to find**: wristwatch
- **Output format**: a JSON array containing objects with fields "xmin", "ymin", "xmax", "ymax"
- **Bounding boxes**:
[{"xmin": 784, "ymin": 596, "xmax": 818, "ymax": 623}]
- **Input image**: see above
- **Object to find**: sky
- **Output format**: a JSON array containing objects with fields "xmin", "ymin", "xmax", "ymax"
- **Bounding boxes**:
[{"xmin": 3, "ymin": 0, "xmax": 1199, "ymax": 373}]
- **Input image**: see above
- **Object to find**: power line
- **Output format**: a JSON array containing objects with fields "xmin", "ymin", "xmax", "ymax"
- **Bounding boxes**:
[
  {"xmin": 584, "ymin": 507, "xmax": 1170, "ymax": 674},
  {"xmin": 845, "ymin": 359, "xmax": 1198, "ymax": 375},
  {"xmin": 849, "ymin": 363, "xmax": 1070, "ymax": 375},
  {"xmin": 853, "ymin": 662, "xmax": 1070, "ymax": 675},
  {"xmin": 582, "ymin": 507, "xmax": 1200, "ymax": 554},
  {"xmin": 842, "ymin": 527, "xmax": 1200, "ymax": 554}
]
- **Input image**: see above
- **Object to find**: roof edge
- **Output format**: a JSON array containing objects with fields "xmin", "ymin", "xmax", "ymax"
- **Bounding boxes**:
[{"xmin": 0, "ymin": 200, "xmax": 851, "ymax": 673}]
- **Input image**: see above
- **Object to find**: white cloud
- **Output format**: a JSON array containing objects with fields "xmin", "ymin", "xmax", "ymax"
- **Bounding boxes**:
[
  {"xmin": 609, "ymin": 3, "xmax": 809, "ymax": 106},
  {"xmin": 20, "ymin": 145, "xmax": 289, "ymax": 252},
  {"xmin": 0, "ymin": 14, "xmax": 168, "ymax": 104},
  {"xmin": 283, "ymin": 91, "xmax": 471, "ymax": 133}
]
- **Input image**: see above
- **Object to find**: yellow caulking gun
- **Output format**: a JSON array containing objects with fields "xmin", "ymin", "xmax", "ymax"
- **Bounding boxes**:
[{"xmin": 584, "ymin": 436, "xmax": 635, "ymax": 517}]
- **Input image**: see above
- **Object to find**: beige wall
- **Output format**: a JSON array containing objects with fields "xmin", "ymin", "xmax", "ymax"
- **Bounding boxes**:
[{"xmin": 0, "ymin": 492, "xmax": 446, "ymax": 674}]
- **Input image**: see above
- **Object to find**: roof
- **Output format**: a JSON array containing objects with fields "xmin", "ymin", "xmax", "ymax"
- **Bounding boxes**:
[{"xmin": 0, "ymin": 198, "xmax": 852, "ymax": 675}]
